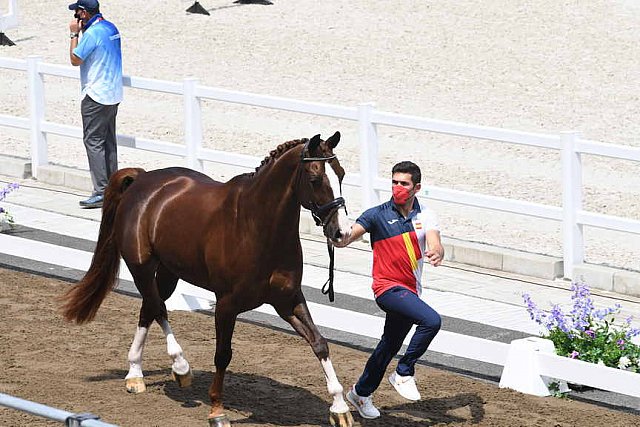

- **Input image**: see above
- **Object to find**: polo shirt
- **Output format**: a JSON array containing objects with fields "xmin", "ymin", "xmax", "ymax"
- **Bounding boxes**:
[
  {"xmin": 356, "ymin": 198, "xmax": 439, "ymax": 298},
  {"xmin": 73, "ymin": 14, "xmax": 123, "ymax": 105}
]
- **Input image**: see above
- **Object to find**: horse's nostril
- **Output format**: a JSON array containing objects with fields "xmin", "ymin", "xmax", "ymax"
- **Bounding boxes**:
[{"xmin": 334, "ymin": 230, "xmax": 341, "ymax": 240}]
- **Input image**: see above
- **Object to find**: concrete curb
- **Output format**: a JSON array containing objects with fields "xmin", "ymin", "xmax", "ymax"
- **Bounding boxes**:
[{"xmin": 2, "ymin": 155, "xmax": 639, "ymax": 298}]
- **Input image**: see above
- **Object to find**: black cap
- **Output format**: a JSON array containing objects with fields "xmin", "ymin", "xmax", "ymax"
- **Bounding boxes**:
[{"xmin": 68, "ymin": 0, "xmax": 99, "ymax": 11}]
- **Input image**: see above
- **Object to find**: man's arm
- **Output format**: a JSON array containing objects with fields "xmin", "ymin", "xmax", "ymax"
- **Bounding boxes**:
[
  {"xmin": 425, "ymin": 229, "xmax": 444, "ymax": 266},
  {"xmin": 69, "ymin": 18, "xmax": 83, "ymax": 66},
  {"xmin": 332, "ymin": 222, "xmax": 367, "ymax": 248}
]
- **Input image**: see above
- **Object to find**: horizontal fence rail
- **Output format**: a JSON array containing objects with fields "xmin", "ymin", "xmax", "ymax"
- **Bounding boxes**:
[
  {"xmin": 536, "ymin": 353, "xmax": 640, "ymax": 398},
  {"xmin": 2, "ymin": 55, "xmax": 640, "ymax": 280},
  {"xmin": 0, "ymin": 392, "xmax": 117, "ymax": 427}
]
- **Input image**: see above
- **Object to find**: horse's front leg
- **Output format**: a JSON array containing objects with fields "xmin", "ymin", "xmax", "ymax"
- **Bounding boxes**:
[
  {"xmin": 276, "ymin": 294, "xmax": 354, "ymax": 427},
  {"xmin": 208, "ymin": 297, "xmax": 237, "ymax": 427}
]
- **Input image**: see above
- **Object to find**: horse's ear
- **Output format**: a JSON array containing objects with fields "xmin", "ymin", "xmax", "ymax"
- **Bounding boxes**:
[
  {"xmin": 309, "ymin": 134, "xmax": 322, "ymax": 152},
  {"xmin": 326, "ymin": 131, "xmax": 340, "ymax": 149}
]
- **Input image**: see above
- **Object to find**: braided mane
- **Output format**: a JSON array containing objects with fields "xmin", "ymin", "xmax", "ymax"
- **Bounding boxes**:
[{"xmin": 243, "ymin": 139, "xmax": 307, "ymax": 178}]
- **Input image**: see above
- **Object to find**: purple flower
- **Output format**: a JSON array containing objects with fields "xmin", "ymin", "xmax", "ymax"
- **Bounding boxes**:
[
  {"xmin": 584, "ymin": 329, "xmax": 595, "ymax": 339},
  {"xmin": 0, "ymin": 182, "xmax": 19, "ymax": 202},
  {"xmin": 549, "ymin": 304, "xmax": 571, "ymax": 333},
  {"xmin": 626, "ymin": 328, "xmax": 640, "ymax": 339},
  {"xmin": 523, "ymin": 293, "xmax": 549, "ymax": 326},
  {"xmin": 569, "ymin": 351, "xmax": 580, "ymax": 359},
  {"xmin": 570, "ymin": 282, "xmax": 593, "ymax": 331},
  {"xmin": 593, "ymin": 304, "xmax": 621, "ymax": 320},
  {"xmin": 1, "ymin": 183, "xmax": 19, "ymax": 224}
]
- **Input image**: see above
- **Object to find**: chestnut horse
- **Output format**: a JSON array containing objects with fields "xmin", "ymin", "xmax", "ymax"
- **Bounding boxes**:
[{"xmin": 61, "ymin": 133, "xmax": 354, "ymax": 427}]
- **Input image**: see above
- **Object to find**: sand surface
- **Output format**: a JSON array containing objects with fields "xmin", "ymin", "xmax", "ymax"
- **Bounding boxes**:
[
  {"xmin": 2, "ymin": 268, "xmax": 640, "ymax": 426},
  {"xmin": 1, "ymin": 1, "xmax": 639, "ymax": 269}
]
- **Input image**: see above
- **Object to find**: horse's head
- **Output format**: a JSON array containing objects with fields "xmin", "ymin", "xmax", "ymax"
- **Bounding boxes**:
[{"xmin": 299, "ymin": 132, "xmax": 350, "ymax": 244}]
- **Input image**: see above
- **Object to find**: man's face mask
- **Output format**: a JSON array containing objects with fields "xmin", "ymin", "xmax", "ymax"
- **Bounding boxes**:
[{"xmin": 392, "ymin": 185, "xmax": 412, "ymax": 205}]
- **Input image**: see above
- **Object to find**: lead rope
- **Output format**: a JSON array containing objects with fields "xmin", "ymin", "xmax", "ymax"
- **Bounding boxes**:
[{"xmin": 321, "ymin": 240, "xmax": 335, "ymax": 302}]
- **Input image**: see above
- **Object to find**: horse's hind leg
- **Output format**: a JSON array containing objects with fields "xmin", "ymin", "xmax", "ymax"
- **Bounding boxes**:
[
  {"xmin": 125, "ymin": 322, "xmax": 149, "ymax": 393},
  {"xmin": 275, "ymin": 293, "xmax": 353, "ymax": 427},
  {"xmin": 124, "ymin": 263, "xmax": 157, "ymax": 393},
  {"xmin": 124, "ymin": 262, "xmax": 191, "ymax": 392},
  {"xmin": 156, "ymin": 264, "xmax": 192, "ymax": 387}
]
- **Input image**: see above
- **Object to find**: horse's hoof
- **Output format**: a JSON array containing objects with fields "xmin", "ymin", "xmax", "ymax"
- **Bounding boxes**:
[
  {"xmin": 125, "ymin": 377, "xmax": 146, "ymax": 394},
  {"xmin": 207, "ymin": 414, "xmax": 231, "ymax": 427},
  {"xmin": 172, "ymin": 369, "xmax": 193, "ymax": 388},
  {"xmin": 329, "ymin": 410, "xmax": 354, "ymax": 427}
]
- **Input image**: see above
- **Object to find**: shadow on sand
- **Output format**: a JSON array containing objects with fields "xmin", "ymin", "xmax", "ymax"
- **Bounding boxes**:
[{"xmin": 125, "ymin": 369, "xmax": 487, "ymax": 426}]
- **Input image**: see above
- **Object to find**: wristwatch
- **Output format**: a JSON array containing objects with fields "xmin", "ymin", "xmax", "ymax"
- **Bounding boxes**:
[{"xmin": 70, "ymin": 32, "xmax": 79, "ymax": 39}]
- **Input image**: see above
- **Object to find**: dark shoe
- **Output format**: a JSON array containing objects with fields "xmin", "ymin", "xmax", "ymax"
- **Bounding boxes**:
[{"xmin": 79, "ymin": 194, "xmax": 104, "ymax": 209}]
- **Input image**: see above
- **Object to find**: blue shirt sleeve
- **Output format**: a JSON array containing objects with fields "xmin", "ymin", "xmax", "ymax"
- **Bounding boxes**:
[
  {"xmin": 73, "ymin": 31, "xmax": 98, "ymax": 61},
  {"xmin": 356, "ymin": 206, "xmax": 378, "ymax": 235}
]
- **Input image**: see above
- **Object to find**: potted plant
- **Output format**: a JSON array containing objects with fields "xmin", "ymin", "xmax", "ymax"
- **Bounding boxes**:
[
  {"xmin": 0, "ymin": 182, "xmax": 19, "ymax": 232},
  {"xmin": 523, "ymin": 282, "xmax": 640, "ymax": 390}
]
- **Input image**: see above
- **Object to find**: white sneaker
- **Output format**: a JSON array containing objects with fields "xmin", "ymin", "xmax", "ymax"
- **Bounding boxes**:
[
  {"xmin": 346, "ymin": 386, "xmax": 381, "ymax": 419},
  {"xmin": 389, "ymin": 372, "xmax": 421, "ymax": 401}
]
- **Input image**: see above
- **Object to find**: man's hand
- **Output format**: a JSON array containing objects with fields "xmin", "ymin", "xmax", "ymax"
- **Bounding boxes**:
[
  {"xmin": 426, "ymin": 248, "xmax": 443, "ymax": 266},
  {"xmin": 331, "ymin": 223, "xmax": 366, "ymax": 249},
  {"xmin": 69, "ymin": 18, "xmax": 82, "ymax": 33},
  {"xmin": 331, "ymin": 237, "xmax": 350, "ymax": 248}
]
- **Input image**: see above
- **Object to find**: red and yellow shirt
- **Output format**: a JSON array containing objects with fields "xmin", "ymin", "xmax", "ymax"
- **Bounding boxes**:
[{"xmin": 356, "ymin": 199, "xmax": 439, "ymax": 298}]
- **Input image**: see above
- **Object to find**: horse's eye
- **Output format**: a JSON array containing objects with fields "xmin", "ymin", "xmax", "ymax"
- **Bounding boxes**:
[{"xmin": 310, "ymin": 176, "xmax": 323, "ymax": 187}]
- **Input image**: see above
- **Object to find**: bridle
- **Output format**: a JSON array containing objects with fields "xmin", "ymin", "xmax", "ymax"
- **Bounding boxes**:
[
  {"xmin": 300, "ymin": 143, "xmax": 347, "ymax": 230},
  {"xmin": 299, "ymin": 140, "xmax": 347, "ymax": 303}
]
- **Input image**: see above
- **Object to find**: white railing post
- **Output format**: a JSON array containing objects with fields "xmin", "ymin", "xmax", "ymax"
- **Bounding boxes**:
[
  {"xmin": 183, "ymin": 77, "xmax": 203, "ymax": 172},
  {"xmin": 358, "ymin": 102, "xmax": 378, "ymax": 210},
  {"xmin": 561, "ymin": 131, "xmax": 583, "ymax": 279},
  {"xmin": 0, "ymin": 0, "xmax": 18, "ymax": 31},
  {"xmin": 27, "ymin": 55, "xmax": 47, "ymax": 178}
]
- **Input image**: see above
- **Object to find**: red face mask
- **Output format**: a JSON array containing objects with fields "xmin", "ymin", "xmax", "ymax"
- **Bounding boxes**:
[{"xmin": 392, "ymin": 185, "xmax": 412, "ymax": 205}]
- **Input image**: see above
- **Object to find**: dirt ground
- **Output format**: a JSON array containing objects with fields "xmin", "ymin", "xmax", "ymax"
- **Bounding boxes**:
[{"xmin": 1, "ymin": 268, "xmax": 639, "ymax": 427}]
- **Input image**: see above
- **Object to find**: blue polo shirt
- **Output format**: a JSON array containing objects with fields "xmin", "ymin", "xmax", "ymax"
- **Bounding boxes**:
[
  {"xmin": 356, "ymin": 199, "xmax": 439, "ymax": 297},
  {"xmin": 73, "ymin": 14, "xmax": 123, "ymax": 105}
]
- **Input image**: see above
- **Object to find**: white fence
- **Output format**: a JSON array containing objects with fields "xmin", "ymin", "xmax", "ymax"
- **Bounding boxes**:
[
  {"xmin": 0, "ymin": 0, "xmax": 17, "ymax": 31},
  {"xmin": 2, "ymin": 55, "xmax": 640, "ymax": 281}
]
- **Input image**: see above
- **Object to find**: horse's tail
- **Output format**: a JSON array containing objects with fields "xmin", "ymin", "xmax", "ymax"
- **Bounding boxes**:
[{"xmin": 60, "ymin": 168, "xmax": 145, "ymax": 324}]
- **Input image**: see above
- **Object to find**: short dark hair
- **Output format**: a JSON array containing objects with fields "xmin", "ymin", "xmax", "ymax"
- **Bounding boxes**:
[{"xmin": 392, "ymin": 161, "xmax": 421, "ymax": 184}]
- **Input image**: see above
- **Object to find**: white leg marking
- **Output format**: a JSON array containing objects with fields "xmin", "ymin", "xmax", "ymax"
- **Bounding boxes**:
[
  {"xmin": 321, "ymin": 358, "xmax": 349, "ymax": 413},
  {"xmin": 160, "ymin": 319, "xmax": 190, "ymax": 375},
  {"xmin": 125, "ymin": 326, "xmax": 148, "ymax": 380}
]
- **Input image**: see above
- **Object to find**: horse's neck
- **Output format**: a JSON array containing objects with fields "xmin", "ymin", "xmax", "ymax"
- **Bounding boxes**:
[{"xmin": 244, "ymin": 151, "xmax": 302, "ymax": 234}]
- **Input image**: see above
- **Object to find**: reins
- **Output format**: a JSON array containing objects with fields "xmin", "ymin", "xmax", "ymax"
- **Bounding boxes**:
[{"xmin": 322, "ymin": 242, "xmax": 335, "ymax": 302}]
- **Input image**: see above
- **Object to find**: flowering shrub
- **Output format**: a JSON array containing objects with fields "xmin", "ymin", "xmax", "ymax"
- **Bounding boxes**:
[
  {"xmin": 0, "ymin": 182, "xmax": 20, "ymax": 227},
  {"xmin": 523, "ymin": 282, "xmax": 640, "ymax": 372}
]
